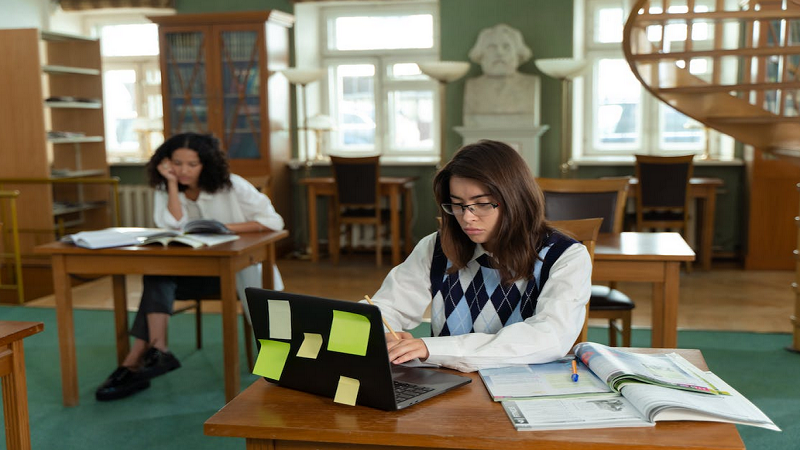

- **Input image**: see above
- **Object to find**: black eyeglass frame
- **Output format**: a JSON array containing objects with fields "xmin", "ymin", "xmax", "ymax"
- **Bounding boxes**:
[{"xmin": 440, "ymin": 202, "xmax": 500, "ymax": 216}]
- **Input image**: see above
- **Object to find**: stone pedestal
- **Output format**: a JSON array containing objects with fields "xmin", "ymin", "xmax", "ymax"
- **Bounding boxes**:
[{"xmin": 454, "ymin": 125, "xmax": 549, "ymax": 176}]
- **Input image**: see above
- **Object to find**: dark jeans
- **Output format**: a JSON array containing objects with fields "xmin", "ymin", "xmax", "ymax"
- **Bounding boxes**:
[{"xmin": 129, "ymin": 275, "xmax": 221, "ymax": 342}]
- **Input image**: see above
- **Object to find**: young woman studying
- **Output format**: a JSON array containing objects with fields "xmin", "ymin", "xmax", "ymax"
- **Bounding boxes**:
[
  {"xmin": 95, "ymin": 132, "xmax": 285, "ymax": 401},
  {"xmin": 368, "ymin": 140, "xmax": 592, "ymax": 372}
]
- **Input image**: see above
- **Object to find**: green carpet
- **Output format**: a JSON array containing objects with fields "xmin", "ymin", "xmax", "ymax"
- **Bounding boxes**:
[{"xmin": 1, "ymin": 305, "xmax": 796, "ymax": 449}]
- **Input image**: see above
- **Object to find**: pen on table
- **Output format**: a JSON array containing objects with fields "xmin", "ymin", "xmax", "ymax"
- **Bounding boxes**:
[
  {"xmin": 364, "ymin": 295, "xmax": 400, "ymax": 340},
  {"xmin": 571, "ymin": 358, "xmax": 579, "ymax": 382}
]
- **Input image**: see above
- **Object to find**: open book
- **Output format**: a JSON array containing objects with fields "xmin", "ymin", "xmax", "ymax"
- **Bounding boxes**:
[{"xmin": 64, "ymin": 220, "xmax": 238, "ymax": 249}]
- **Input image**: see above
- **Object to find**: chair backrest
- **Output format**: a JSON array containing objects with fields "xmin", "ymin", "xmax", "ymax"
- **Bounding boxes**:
[
  {"xmin": 549, "ymin": 218, "xmax": 603, "ymax": 346},
  {"xmin": 634, "ymin": 154, "xmax": 694, "ymax": 229},
  {"xmin": 329, "ymin": 155, "xmax": 381, "ymax": 209},
  {"xmin": 538, "ymin": 177, "xmax": 630, "ymax": 234},
  {"xmin": 242, "ymin": 175, "xmax": 271, "ymax": 195}
]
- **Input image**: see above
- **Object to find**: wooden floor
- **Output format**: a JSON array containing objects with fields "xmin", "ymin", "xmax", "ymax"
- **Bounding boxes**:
[{"xmin": 23, "ymin": 254, "xmax": 794, "ymax": 334}]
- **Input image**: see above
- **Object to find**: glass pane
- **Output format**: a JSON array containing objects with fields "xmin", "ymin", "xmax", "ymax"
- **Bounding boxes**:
[
  {"xmin": 390, "ymin": 63, "xmax": 425, "ymax": 79},
  {"xmin": 164, "ymin": 32, "xmax": 208, "ymax": 135},
  {"xmin": 660, "ymin": 104, "xmax": 704, "ymax": 149},
  {"xmin": 100, "ymin": 24, "xmax": 159, "ymax": 57},
  {"xmin": 103, "ymin": 69, "xmax": 139, "ymax": 151},
  {"xmin": 332, "ymin": 14, "xmax": 433, "ymax": 50},
  {"xmin": 334, "ymin": 64, "xmax": 376, "ymax": 149},
  {"xmin": 220, "ymin": 30, "xmax": 261, "ymax": 159},
  {"xmin": 595, "ymin": 8, "xmax": 623, "ymax": 43},
  {"xmin": 595, "ymin": 59, "xmax": 641, "ymax": 149},
  {"xmin": 389, "ymin": 90, "xmax": 433, "ymax": 150}
]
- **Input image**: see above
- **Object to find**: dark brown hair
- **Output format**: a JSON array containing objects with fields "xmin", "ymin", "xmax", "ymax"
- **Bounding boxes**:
[
  {"xmin": 145, "ymin": 133, "xmax": 232, "ymax": 193},
  {"xmin": 433, "ymin": 140, "xmax": 551, "ymax": 285}
]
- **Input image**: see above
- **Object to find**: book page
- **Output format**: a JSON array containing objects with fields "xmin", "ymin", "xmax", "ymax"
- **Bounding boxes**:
[
  {"xmin": 502, "ymin": 395, "xmax": 653, "ymax": 431},
  {"xmin": 67, "ymin": 229, "xmax": 141, "ymax": 249},
  {"xmin": 181, "ymin": 233, "xmax": 240, "ymax": 247},
  {"xmin": 574, "ymin": 342, "xmax": 723, "ymax": 394},
  {"xmin": 479, "ymin": 358, "xmax": 612, "ymax": 400},
  {"xmin": 621, "ymin": 373, "xmax": 780, "ymax": 431}
]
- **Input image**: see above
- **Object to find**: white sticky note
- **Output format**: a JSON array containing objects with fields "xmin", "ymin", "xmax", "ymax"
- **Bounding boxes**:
[
  {"xmin": 297, "ymin": 333, "xmax": 323, "ymax": 359},
  {"xmin": 268, "ymin": 299, "xmax": 291, "ymax": 340},
  {"xmin": 333, "ymin": 376, "xmax": 360, "ymax": 406}
]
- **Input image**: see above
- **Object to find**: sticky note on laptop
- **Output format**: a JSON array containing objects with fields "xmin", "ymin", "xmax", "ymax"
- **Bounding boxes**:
[
  {"xmin": 253, "ymin": 339, "xmax": 291, "ymax": 380},
  {"xmin": 297, "ymin": 333, "xmax": 323, "ymax": 359},
  {"xmin": 328, "ymin": 310, "xmax": 370, "ymax": 356},
  {"xmin": 333, "ymin": 376, "xmax": 360, "ymax": 406},
  {"xmin": 268, "ymin": 299, "xmax": 291, "ymax": 339}
]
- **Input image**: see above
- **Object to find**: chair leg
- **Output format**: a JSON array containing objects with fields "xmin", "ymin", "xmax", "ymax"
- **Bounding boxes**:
[
  {"xmin": 608, "ymin": 319, "xmax": 618, "ymax": 347},
  {"xmin": 243, "ymin": 317, "xmax": 254, "ymax": 370},
  {"xmin": 195, "ymin": 299, "xmax": 203, "ymax": 349},
  {"xmin": 375, "ymin": 224, "xmax": 382, "ymax": 267},
  {"xmin": 621, "ymin": 310, "xmax": 632, "ymax": 347}
]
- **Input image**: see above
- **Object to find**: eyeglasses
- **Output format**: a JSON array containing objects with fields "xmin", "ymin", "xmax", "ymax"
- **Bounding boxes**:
[{"xmin": 441, "ymin": 202, "xmax": 500, "ymax": 216}]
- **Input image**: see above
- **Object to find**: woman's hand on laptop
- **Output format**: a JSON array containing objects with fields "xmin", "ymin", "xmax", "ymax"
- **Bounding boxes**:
[{"xmin": 386, "ymin": 333, "xmax": 430, "ymax": 365}]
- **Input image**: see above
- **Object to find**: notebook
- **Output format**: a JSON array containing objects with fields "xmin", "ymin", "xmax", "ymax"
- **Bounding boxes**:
[{"xmin": 245, "ymin": 288, "xmax": 471, "ymax": 410}]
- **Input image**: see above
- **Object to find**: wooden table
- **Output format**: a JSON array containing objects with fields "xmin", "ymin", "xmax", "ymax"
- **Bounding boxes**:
[
  {"xmin": 1, "ymin": 321, "xmax": 44, "ymax": 450},
  {"xmin": 628, "ymin": 177, "xmax": 723, "ymax": 271},
  {"xmin": 205, "ymin": 348, "xmax": 744, "ymax": 450},
  {"xmin": 595, "ymin": 232, "xmax": 695, "ymax": 348},
  {"xmin": 34, "ymin": 230, "xmax": 288, "ymax": 406},
  {"xmin": 299, "ymin": 176, "xmax": 416, "ymax": 266}
]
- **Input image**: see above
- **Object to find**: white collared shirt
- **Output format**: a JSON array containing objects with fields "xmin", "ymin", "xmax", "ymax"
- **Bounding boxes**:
[{"xmin": 368, "ymin": 232, "xmax": 592, "ymax": 372}]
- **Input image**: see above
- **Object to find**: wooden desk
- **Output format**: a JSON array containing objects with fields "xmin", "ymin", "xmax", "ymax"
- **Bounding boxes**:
[
  {"xmin": 595, "ymin": 232, "xmax": 695, "ymax": 348},
  {"xmin": 628, "ymin": 177, "xmax": 723, "ymax": 271},
  {"xmin": 1, "ymin": 321, "xmax": 44, "ymax": 450},
  {"xmin": 34, "ymin": 230, "xmax": 288, "ymax": 406},
  {"xmin": 299, "ymin": 176, "xmax": 416, "ymax": 266},
  {"xmin": 205, "ymin": 348, "xmax": 743, "ymax": 450}
]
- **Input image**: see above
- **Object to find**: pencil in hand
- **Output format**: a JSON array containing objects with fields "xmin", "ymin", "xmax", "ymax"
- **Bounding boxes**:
[{"xmin": 364, "ymin": 295, "xmax": 400, "ymax": 340}]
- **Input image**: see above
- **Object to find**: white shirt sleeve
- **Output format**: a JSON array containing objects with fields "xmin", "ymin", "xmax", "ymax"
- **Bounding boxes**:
[{"xmin": 370, "ymin": 235, "xmax": 593, "ymax": 373}]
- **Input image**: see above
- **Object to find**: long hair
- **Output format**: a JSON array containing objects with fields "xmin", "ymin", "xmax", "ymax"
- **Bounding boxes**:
[
  {"xmin": 433, "ymin": 140, "xmax": 550, "ymax": 285},
  {"xmin": 145, "ymin": 133, "xmax": 232, "ymax": 193}
]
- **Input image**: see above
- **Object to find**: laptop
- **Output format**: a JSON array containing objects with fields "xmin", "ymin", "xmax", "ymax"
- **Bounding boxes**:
[{"xmin": 245, "ymin": 287, "xmax": 471, "ymax": 410}]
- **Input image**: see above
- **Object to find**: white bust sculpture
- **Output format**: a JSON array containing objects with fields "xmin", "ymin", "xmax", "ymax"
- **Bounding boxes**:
[{"xmin": 463, "ymin": 23, "xmax": 541, "ymax": 128}]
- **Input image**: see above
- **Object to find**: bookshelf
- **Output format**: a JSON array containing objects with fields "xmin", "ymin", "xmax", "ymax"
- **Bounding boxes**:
[
  {"xmin": 0, "ymin": 28, "xmax": 114, "ymax": 302},
  {"xmin": 148, "ymin": 11, "xmax": 295, "ymax": 252}
]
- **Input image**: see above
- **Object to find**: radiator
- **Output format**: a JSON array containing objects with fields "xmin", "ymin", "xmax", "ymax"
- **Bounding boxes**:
[{"xmin": 118, "ymin": 185, "xmax": 155, "ymax": 228}]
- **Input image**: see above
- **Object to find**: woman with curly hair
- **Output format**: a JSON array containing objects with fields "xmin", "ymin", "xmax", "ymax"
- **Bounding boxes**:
[
  {"xmin": 368, "ymin": 140, "xmax": 591, "ymax": 372},
  {"xmin": 95, "ymin": 132, "xmax": 284, "ymax": 401}
]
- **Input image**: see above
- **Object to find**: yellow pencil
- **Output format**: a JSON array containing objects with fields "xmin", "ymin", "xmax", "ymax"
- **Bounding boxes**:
[{"xmin": 364, "ymin": 295, "xmax": 400, "ymax": 340}]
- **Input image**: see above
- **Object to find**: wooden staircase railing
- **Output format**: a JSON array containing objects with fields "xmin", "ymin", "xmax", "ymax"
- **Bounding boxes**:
[{"xmin": 622, "ymin": 0, "xmax": 800, "ymax": 352}]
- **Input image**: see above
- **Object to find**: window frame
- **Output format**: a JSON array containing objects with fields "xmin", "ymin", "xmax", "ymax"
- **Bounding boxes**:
[{"xmin": 317, "ymin": 1, "xmax": 440, "ymax": 162}]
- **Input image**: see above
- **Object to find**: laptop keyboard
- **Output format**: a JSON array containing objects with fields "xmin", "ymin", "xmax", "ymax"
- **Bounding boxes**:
[{"xmin": 393, "ymin": 380, "xmax": 435, "ymax": 403}]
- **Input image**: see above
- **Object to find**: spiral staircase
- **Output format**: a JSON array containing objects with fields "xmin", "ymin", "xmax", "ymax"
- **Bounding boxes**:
[{"xmin": 621, "ymin": 0, "xmax": 800, "ymax": 351}]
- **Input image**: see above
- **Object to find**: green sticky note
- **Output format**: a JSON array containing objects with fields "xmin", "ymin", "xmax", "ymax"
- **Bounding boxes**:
[
  {"xmin": 297, "ymin": 333, "xmax": 323, "ymax": 359},
  {"xmin": 333, "ymin": 376, "xmax": 360, "ymax": 406},
  {"xmin": 327, "ymin": 310, "xmax": 371, "ymax": 356},
  {"xmin": 253, "ymin": 339, "xmax": 291, "ymax": 380}
]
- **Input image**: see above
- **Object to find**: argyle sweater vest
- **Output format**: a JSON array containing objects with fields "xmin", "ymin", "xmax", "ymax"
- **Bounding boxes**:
[{"xmin": 429, "ymin": 232, "xmax": 577, "ymax": 337}]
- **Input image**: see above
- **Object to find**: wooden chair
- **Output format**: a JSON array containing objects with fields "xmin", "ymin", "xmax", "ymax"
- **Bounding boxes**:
[
  {"xmin": 549, "ymin": 218, "xmax": 603, "ymax": 346},
  {"xmin": 634, "ymin": 154, "xmax": 694, "ymax": 233},
  {"xmin": 539, "ymin": 178, "xmax": 635, "ymax": 346},
  {"xmin": 329, "ymin": 155, "xmax": 389, "ymax": 266},
  {"xmin": 0, "ymin": 190, "xmax": 23, "ymax": 303}
]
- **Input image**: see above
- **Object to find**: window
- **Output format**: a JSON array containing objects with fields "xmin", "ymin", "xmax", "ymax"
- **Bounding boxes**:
[
  {"xmin": 90, "ymin": 18, "xmax": 167, "ymax": 162},
  {"xmin": 579, "ymin": 0, "xmax": 733, "ymax": 159},
  {"xmin": 318, "ymin": 2, "xmax": 438, "ymax": 161}
]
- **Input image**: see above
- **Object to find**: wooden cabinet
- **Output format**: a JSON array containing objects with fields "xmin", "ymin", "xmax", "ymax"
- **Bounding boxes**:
[
  {"xmin": 0, "ymin": 28, "xmax": 114, "ymax": 302},
  {"xmin": 149, "ymin": 11, "xmax": 295, "ymax": 245}
]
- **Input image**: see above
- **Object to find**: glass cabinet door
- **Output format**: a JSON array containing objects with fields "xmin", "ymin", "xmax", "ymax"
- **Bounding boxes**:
[
  {"xmin": 218, "ymin": 30, "xmax": 262, "ymax": 160},
  {"xmin": 163, "ymin": 31, "xmax": 209, "ymax": 135}
]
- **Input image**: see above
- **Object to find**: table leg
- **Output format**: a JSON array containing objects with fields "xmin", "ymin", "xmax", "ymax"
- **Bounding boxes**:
[
  {"xmin": 245, "ymin": 438, "xmax": 272, "ymax": 450},
  {"xmin": 328, "ymin": 196, "xmax": 339, "ymax": 264},
  {"xmin": 307, "ymin": 185, "xmax": 319, "ymax": 263},
  {"xmin": 699, "ymin": 188, "xmax": 716, "ymax": 271},
  {"xmin": 52, "ymin": 255, "xmax": 79, "ymax": 406},
  {"xmin": 220, "ymin": 262, "xmax": 240, "ymax": 403},
  {"xmin": 112, "ymin": 275, "xmax": 129, "ymax": 366},
  {"xmin": 404, "ymin": 183, "xmax": 413, "ymax": 255},
  {"xmin": 390, "ymin": 185, "xmax": 401, "ymax": 266},
  {"xmin": 662, "ymin": 262, "xmax": 681, "ymax": 348},
  {"xmin": 2, "ymin": 340, "xmax": 32, "ymax": 450},
  {"xmin": 650, "ymin": 280, "xmax": 665, "ymax": 348}
]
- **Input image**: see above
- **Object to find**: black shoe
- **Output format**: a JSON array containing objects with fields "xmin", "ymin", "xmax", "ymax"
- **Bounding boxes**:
[
  {"xmin": 95, "ymin": 367, "xmax": 150, "ymax": 401},
  {"xmin": 140, "ymin": 347, "xmax": 181, "ymax": 379}
]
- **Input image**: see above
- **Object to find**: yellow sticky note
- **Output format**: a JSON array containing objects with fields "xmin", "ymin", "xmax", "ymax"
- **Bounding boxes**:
[
  {"xmin": 253, "ymin": 339, "xmax": 291, "ymax": 380},
  {"xmin": 268, "ymin": 299, "xmax": 292, "ymax": 340},
  {"xmin": 297, "ymin": 333, "xmax": 323, "ymax": 359},
  {"xmin": 328, "ymin": 310, "xmax": 371, "ymax": 356},
  {"xmin": 333, "ymin": 376, "xmax": 360, "ymax": 406}
]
